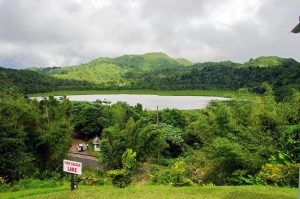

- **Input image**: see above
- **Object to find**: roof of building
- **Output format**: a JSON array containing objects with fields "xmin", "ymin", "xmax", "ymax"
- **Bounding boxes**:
[
  {"xmin": 292, "ymin": 23, "xmax": 300, "ymax": 33},
  {"xmin": 92, "ymin": 136, "xmax": 101, "ymax": 145}
]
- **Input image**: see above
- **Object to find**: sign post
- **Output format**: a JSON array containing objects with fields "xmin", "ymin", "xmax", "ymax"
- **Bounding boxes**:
[{"xmin": 63, "ymin": 159, "xmax": 82, "ymax": 190}]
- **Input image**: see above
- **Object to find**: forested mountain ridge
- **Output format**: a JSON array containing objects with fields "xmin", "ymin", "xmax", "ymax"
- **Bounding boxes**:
[
  {"xmin": 1, "ymin": 53, "xmax": 299, "ymax": 97},
  {"xmin": 28, "ymin": 52, "xmax": 192, "ymax": 87},
  {"xmin": 0, "ymin": 67, "xmax": 98, "ymax": 94}
]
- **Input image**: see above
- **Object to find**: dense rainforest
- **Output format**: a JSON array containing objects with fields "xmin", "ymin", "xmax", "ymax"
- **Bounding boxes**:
[
  {"xmin": 0, "ymin": 53, "xmax": 299, "ymax": 100},
  {"xmin": 0, "ymin": 67, "xmax": 99, "ymax": 94},
  {"xmin": 0, "ymin": 76, "xmax": 299, "ymax": 187}
]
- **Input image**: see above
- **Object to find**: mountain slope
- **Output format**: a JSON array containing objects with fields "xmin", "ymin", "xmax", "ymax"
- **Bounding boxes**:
[
  {"xmin": 28, "ymin": 52, "xmax": 193, "ymax": 87},
  {"xmin": 243, "ymin": 56, "xmax": 287, "ymax": 67},
  {"xmin": 0, "ymin": 67, "xmax": 97, "ymax": 94}
]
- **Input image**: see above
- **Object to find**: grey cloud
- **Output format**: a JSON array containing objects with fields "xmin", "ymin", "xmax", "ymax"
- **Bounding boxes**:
[{"xmin": 0, "ymin": 0, "xmax": 299, "ymax": 69}]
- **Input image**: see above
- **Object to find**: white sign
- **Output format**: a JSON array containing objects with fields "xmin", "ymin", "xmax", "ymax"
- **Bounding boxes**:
[{"xmin": 63, "ymin": 159, "xmax": 82, "ymax": 175}]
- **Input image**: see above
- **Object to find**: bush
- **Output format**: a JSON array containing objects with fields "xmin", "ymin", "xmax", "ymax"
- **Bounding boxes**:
[
  {"xmin": 32, "ymin": 170, "xmax": 64, "ymax": 181},
  {"xmin": 0, "ymin": 184, "xmax": 11, "ymax": 192},
  {"xmin": 107, "ymin": 169, "xmax": 131, "ymax": 188},
  {"xmin": 258, "ymin": 163, "xmax": 299, "ymax": 186},
  {"xmin": 0, "ymin": 177, "xmax": 5, "ymax": 185},
  {"xmin": 149, "ymin": 166, "xmax": 172, "ymax": 185},
  {"xmin": 170, "ymin": 161, "xmax": 193, "ymax": 187},
  {"xmin": 122, "ymin": 149, "xmax": 137, "ymax": 172},
  {"xmin": 17, "ymin": 179, "xmax": 59, "ymax": 189},
  {"xmin": 228, "ymin": 170, "xmax": 266, "ymax": 185},
  {"xmin": 78, "ymin": 174, "xmax": 105, "ymax": 186}
]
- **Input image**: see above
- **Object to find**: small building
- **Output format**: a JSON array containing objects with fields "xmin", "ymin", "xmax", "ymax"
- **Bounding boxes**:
[{"xmin": 92, "ymin": 136, "xmax": 101, "ymax": 151}]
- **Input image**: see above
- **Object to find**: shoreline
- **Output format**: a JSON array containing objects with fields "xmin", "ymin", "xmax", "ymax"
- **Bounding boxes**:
[{"xmin": 27, "ymin": 89, "xmax": 254, "ymax": 98}]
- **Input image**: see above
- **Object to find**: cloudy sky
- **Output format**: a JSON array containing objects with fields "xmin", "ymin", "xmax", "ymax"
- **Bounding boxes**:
[{"xmin": 0, "ymin": 0, "xmax": 299, "ymax": 69}]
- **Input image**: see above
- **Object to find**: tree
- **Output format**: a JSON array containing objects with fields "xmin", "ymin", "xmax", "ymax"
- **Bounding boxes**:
[
  {"xmin": 0, "ymin": 97, "xmax": 38, "ymax": 181},
  {"xmin": 281, "ymin": 124, "xmax": 300, "ymax": 162},
  {"xmin": 107, "ymin": 149, "xmax": 137, "ymax": 188},
  {"xmin": 69, "ymin": 101, "xmax": 111, "ymax": 138}
]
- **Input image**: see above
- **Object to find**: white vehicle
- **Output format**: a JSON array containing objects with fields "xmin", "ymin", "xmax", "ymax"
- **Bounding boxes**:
[{"xmin": 77, "ymin": 144, "xmax": 85, "ymax": 152}]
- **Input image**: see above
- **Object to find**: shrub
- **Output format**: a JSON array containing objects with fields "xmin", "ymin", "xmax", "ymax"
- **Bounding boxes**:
[
  {"xmin": 122, "ymin": 149, "xmax": 137, "ymax": 172},
  {"xmin": 0, "ymin": 184, "xmax": 11, "ymax": 192},
  {"xmin": 149, "ymin": 166, "xmax": 172, "ymax": 185},
  {"xmin": 32, "ymin": 170, "xmax": 64, "ymax": 181},
  {"xmin": 107, "ymin": 149, "xmax": 137, "ymax": 188},
  {"xmin": 78, "ymin": 174, "xmax": 105, "ymax": 186},
  {"xmin": 107, "ymin": 169, "xmax": 131, "ymax": 188},
  {"xmin": 258, "ymin": 163, "xmax": 299, "ymax": 186},
  {"xmin": 170, "ymin": 161, "xmax": 193, "ymax": 187},
  {"xmin": 228, "ymin": 170, "xmax": 266, "ymax": 185},
  {"xmin": 0, "ymin": 177, "xmax": 5, "ymax": 185}
]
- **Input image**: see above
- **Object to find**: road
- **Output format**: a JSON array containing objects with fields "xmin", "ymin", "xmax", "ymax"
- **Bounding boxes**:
[{"xmin": 67, "ymin": 133, "xmax": 103, "ymax": 168}]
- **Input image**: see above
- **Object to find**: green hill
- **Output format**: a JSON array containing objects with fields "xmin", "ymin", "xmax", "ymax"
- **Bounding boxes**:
[
  {"xmin": 244, "ymin": 56, "xmax": 287, "ymax": 67},
  {"xmin": 29, "ymin": 52, "xmax": 193, "ymax": 87},
  {"xmin": 0, "ymin": 67, "xmax": 97, "ymax": 94}
]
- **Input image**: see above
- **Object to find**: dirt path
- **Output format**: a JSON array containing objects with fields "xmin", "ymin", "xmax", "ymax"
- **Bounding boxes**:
[
  {"xmin": 69, "ymin": 137, "xmax": 91, "ymax": 156},
  {"xmin": 67, "ymin": 133, "xmax": 102, "ymax": 168}
]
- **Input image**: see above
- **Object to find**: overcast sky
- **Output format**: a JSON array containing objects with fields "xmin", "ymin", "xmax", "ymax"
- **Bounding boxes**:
[{"xmin": 0, "ymin": 0, "xmax": 299, "ymax": 69}]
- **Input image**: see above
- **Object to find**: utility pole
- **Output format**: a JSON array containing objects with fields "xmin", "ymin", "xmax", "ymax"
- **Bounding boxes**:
[
  {"xmin": 291, "ymin": 16, "xmax": 300, "ymax": 199},
  {"xmin": 298, "ymin": 169, "xmax": 300, "ymax": 199},
  {"xmin": 156, "ymin": 105, "xmax": 160, "ymax": 165},
  {"xmin": 156, "ymin": 106, "xmax": 159, "ymax": 127}
]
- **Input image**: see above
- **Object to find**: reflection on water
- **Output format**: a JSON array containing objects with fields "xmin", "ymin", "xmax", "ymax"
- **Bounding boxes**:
[{"xmin": 33, "ymin": 94, "xmax": 228, "ymax": 110}]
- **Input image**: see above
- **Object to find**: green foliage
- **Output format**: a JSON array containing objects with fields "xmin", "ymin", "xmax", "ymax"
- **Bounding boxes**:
[
  {"xmin": 0, "ymin": 177, "xmax": 5, "ymax": 185},
  {"xmin": 244, "ymin": 56, "xmax": 285, "ymax": 67},
  {"xmin": 0, "ymin": 97, "xmax": 38, "ymax": 181},
  {"xmin": 16, "ymin": 179, "xmax": 60, "ymax": 189},
  {"xmin": 205, "ymin": 137, "xmax": 261, "ymax": 185},
  {"xmin": 107, "ymin": 149, "xmax": 137, "ymax": 188},
  {"xmin": 258, "ymin": 163, "xmax": 299, "ymax": 186},
  {"xmin": 78, "ymin": 174, "xmax": 105, "ymax": 186},
  {"xmin": 149, "ymin": 166, "xmax": 172, "ymax": 185},
  {"xmin": 122, "ymin": 149, "xmax": 137, "ymax": 172},
  {"xmin": 170, "ymin": 161, "xmax": 193, "ymax": 187},
  {"xmin": 0, "ymin": 91, "xmax": 72, "ymax": 182},
  {"xmin": 281, "ymin": 124, "xmax": 300, "ymax": 162},
  {"xmin": 107, "ymin": 169, "xmax": 131, "ymax": 188},
  {"xmin": 69, "ymin": 101, "xmax": 111, "ymax": 138},
  {"xmin": 0, "ymin": 67, "xmax": 96, "ymax": 94},
  {"xmin": 28, "ymin": 52, "xmax": 191, "ymax": 88},
  {"xmin": 160, "ymin": 109, "xmax": 187, "ymax": 129}
]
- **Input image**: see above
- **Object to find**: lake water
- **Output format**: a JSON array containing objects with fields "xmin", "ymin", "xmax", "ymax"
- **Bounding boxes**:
[{"xmin": 33, "ymin": 94, "xmax": 228, "ymax": 110}]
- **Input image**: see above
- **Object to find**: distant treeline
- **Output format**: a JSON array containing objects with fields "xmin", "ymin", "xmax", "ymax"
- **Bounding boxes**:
[
  {"xmin": 128, "ymin": 58, "xmax": 300, "ymax": 99},
  {"xmin": 0, "ymin": 67, "xmax": 101, "ymax": 93}
]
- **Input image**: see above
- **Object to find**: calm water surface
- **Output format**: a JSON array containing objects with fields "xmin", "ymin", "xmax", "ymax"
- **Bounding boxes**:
[{"xmin": 34, "ymin": 94, "xmax": 228, "ymax": 110}]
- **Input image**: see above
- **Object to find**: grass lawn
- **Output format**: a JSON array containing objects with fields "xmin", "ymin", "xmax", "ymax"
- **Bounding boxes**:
[
  {"xmin": 28, "ymin": 89, "xmax": 256, "ymax": 98},
  {"xmin": 0, "ymin": 185, "xmax": 297, "ymax": 199}
]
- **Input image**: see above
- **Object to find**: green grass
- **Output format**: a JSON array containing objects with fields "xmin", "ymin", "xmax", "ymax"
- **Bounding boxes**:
[
  {"xmin": 28, "ymin": 89, "xmax": 256, "ymax": 98},
  {"xmin": 0, "ymin": 185, "xmax": 297, "ymax": 199}
]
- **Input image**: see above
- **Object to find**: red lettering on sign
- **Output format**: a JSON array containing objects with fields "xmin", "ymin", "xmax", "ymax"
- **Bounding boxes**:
[{"xmin": 67, "ymin": 166, "xmax": 77, "ymax": 173}]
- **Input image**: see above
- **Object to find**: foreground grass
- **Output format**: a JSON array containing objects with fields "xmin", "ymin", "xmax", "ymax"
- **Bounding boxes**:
[
  {"xmin": 28, "ymin": 89, "xmax": 255, "ymax": 98},
  {"xmin": 0, "ymin": 185, "xmax": 297, "ymax": 199}
]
